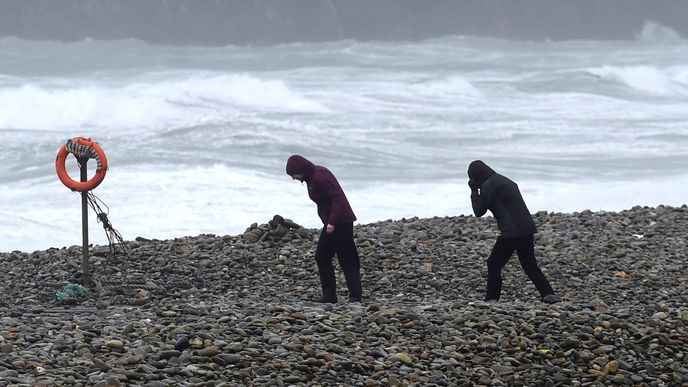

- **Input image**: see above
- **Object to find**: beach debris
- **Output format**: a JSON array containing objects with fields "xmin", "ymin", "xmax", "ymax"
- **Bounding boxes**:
[
  {"xmin": 242, "ymin": 214, "xmax": 307, "ymax": 243},
  {"xmin": 54, "ymin": 282, "xmax": 89, "ymax": 303}
]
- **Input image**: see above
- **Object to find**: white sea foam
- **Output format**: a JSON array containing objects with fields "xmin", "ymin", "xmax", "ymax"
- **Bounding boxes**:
[
  {"xmin": 408, "ymin": 76, "xmax": 482, "ymax": 98},
  {"xmin": 636, "ymin": 20, "xmax": 683, "ymax": 43},
  {"xmin": 587, "ymin": 65, "xmax": 688, "ymax": 97},
  {"xmin": 4, "ymin": 165, "xmax": 688, "ymax": 252},
  {"xmin": 0, "ymin": 164, "xmax": 315, "ymax": 251},
  {"xmin": 0, "ymin": 74, "xmax": 326, "ymax": 131}
]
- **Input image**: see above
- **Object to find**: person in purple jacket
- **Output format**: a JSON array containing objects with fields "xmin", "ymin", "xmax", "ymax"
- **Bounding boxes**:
[{"xmin": 286, "ymin": 155, "xmax": 362, "ymax": 303}]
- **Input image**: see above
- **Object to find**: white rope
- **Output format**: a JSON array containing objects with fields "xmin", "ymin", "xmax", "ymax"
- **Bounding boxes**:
[{"xmin": 66, "ymin": 140, "xmax": 103, "ymax": 171}]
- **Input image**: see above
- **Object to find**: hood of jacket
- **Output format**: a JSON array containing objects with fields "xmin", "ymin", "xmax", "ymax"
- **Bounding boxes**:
[
  {"xmin": 286, "ymin": 155, "xmax": 316, "ymax": 180},
  {"xmin": 468, "ymin": 160, "xmax": 496, "ymax": 185}
]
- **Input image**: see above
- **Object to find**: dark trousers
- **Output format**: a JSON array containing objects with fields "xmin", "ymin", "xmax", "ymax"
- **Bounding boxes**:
[
  {"xmin": 485, "ymin": 234, "xmax": 554, "ymax": 301},
  {"xmin": 315, "ymin": 222, "xmax": 362, "ymax": 300}
]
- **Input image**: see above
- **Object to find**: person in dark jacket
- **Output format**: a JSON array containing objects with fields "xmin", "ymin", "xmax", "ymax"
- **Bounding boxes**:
[
  {"xmin": 286, "ymin": 155, "xmax": 362, "ymax": 303},
  {"xmin": 468, "ymin": 160, "xmax": 560, "ymax": 304}
]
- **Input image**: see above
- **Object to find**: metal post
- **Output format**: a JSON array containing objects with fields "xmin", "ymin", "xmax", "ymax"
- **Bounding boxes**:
[{"xmin": 77, "ymin": 156, "xmax": 91, "ymax": 286}]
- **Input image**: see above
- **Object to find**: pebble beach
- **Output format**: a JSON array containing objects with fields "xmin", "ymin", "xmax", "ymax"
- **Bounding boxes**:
[{"xmin": 1, "ymin": 205, "xmax": 687, "ymax": 386}]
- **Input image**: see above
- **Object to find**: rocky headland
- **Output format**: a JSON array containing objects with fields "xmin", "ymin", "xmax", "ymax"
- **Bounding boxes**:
[{"xmin": 0, "ymin": 205, "xmax": 687, "ymax": 386}]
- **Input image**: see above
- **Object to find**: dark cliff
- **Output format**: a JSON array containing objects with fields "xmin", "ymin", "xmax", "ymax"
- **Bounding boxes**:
[{"xmin": 1, "ymin": 0, "xmax": 686, "ymax": 45}]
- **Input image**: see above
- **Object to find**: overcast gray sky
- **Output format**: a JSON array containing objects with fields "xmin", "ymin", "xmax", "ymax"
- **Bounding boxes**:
[{"xmin": 1, "ymin": 0, "xmax": 686, "ymax": 45}]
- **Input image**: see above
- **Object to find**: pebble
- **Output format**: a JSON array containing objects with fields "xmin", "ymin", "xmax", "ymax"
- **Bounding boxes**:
[
  {"xmin": 197, "ymin": 346, "xmax": 219, "ymax": 357},
  {"xmin": 395, "ymin": 353, "xmax": 413, "ymax": 365},
  {"xmin": 0, "ymin": 207, "xmax": 686, "ymax": 385},
  {"xmin": 603, "ymin": 360, "xmax": 620, "ymax": 374},
  {"xmin": 106, "ymin": 339, "xmax": 124, "ymax": 351}
]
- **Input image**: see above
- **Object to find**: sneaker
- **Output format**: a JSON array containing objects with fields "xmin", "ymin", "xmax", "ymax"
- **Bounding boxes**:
[
  {"xmin": 542, "ymin": 294, "xmax": 561, "ymax": 304},
  {"xmin": 314, "ymin": 295, "xmax": 337, "ymax": 304}
]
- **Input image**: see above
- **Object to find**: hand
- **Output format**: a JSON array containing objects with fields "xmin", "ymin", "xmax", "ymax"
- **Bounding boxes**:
[{"xmin": 326, "ymin": 224, "xmax": 335, "ymax": 234}]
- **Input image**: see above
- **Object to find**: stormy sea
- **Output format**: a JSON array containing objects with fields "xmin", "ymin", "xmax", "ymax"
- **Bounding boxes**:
[{"xmin": 1, "ymin": 23, "xmax": 687, "ymax": 252}]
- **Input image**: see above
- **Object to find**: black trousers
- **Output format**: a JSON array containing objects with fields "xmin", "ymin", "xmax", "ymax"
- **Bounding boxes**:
[
  {"xmin": 485, "ymin": 234, "xmax": 554, "ymax": 301},
  {"xmin": 314, "ymin": 222, "xmax": 362, "ymax": 300}
]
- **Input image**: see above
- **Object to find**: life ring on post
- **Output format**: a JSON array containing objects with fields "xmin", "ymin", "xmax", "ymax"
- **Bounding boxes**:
[{"xmin": 55, "ymin": 137, "xmax": 108, "ymax": 192}]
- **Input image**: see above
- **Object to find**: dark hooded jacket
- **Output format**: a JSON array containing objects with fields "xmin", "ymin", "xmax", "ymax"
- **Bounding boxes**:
[
  {"xmin": 468, "ymin": 160, "xmax": 536, "ymax": 237},
  {"xmin": 286, "ymin": 155, "xmax": 357, "ymax": 226}
]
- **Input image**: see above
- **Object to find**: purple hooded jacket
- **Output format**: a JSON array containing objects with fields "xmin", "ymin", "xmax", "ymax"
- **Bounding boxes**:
[{"xmin": 286, "ymin": 155, "xmax": 357, "ymax": 225}]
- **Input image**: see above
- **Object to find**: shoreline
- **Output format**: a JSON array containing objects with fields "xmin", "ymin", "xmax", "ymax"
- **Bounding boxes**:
[
  {"xmin": 4, "ymin": 204, "xmax": 687, "ymax": 255},
  {"xmin": 1, "ymin": 205, "xmax": 687, "ymax": 385}
]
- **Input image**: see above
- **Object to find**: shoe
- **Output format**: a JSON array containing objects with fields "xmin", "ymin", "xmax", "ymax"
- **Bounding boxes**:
[
  {"xmin": 484, "ymin": 298, "xmax": 499, "ymax": 304},
  {"xmin": 348, "ymin": 296, "xmax": 362, "ymax": 303},
  {"xmin": 542, "ymin": 294, "xmax": 561, "ymax": 304},
  {"xmin": 314, "ymin": 295, "xmax": 337, "ymax": 304}
]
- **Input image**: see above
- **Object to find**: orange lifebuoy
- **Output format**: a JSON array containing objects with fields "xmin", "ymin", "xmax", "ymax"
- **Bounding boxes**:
[{"xmin": 55, "ymin": 137, "xmax": 108, "ymax": 192}]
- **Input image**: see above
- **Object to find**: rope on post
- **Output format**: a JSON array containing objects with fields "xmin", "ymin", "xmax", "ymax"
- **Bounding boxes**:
[
  {"xmin": 56, "ymin": 137, "xmax": 128, "ymax": 287},
  {"xmin": 84, "ymin": 190, "xmax": 130, "ymax": 267}
]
